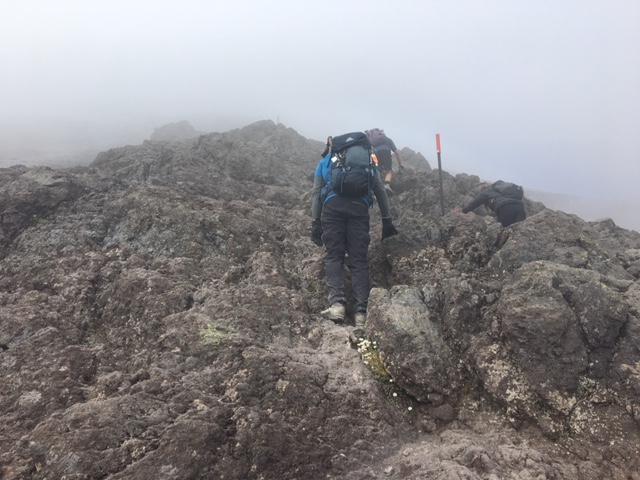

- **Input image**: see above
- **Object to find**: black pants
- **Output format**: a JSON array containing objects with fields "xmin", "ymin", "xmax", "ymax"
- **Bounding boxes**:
[
  {"xmin": 321, "ymin": 195, "xmax": 371, "ymax": 313},
  {"xmin": 496, "ymin": 203, "xmax": 526, "ymax": 227},
  {"xmin": 375, "ymin": 149, "xmax": 393, "ymax": 177}
]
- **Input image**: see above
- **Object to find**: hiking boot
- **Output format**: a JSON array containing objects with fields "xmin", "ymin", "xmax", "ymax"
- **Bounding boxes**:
[
  {"xmin": 354, "ymin": 312, "xmax": 366, "ymax": 327},
  {"xmin": 349, "ymin": 327, "xmax": 366, "ymax": 346},
  {"xmin": 320, "ymin": 303, "xmax": 345, "ymax": 322}
]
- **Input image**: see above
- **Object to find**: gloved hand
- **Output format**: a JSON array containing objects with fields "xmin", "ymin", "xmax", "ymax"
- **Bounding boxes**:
[
  {"xmin": 311, "ymin": 219, "xmax": 323, "ymax": 246},
  {"xmin": 381, "ymin": 217, "xmax": 398, "ymax": 241}
]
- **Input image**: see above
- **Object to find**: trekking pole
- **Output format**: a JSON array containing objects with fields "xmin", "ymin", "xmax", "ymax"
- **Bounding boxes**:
[{"xmin": 436, "ymin": 133, "xmax": 445, "ymax": 215}]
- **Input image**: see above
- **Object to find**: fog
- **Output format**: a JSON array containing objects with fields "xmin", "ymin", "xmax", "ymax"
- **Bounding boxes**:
[{"xmin": 2, "ymin": 1, "xmax": 639, "ymax": 230}]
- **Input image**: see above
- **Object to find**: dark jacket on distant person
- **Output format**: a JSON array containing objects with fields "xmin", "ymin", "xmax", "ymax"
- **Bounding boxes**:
[{"xmin": 461, "ymin": 181, "xmax": 526, "ymax": 227}]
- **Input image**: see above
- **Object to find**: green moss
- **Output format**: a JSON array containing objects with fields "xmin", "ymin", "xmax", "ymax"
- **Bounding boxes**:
[
  {"xmin": 355, "ymin": 337, "xmax": 416, "ymax": 411},
  {"xmin": 306, "ymin": 281, "xmax": 317, "ymax": 294},
  {"xmin": 577, "ymin": 376, "xmax": 597, "ymax": 397},
  {"xmin": 31, "ymin": 206, "xmax": 58, "ymax": 226},
  {"xmin": 199, "ymin": 324, "xmax": 227, "ymax": 346},
  {"xmin": 357, "ymin": 338, "xmax": 391, "ymax": 381}
]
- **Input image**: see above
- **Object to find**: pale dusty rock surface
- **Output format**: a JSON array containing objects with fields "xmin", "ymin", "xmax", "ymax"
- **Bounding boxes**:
[{"xmin": 1, "ymin": 120, "xmax": 639, "ymax": 479}]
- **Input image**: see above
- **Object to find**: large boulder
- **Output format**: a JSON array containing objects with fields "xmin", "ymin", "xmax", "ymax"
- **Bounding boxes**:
[{"xmin": 149, "ymin": 120, "xmax": 201, "ymax": 142}]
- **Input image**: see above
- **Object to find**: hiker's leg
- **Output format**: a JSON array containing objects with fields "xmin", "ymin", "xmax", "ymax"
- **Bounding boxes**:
[
  {"xmin": 515, "ymin": 203, "xmax": 527, "ymax": 223},
  {"xmin": 497, "ymin": 204, "xmax": 518, "ymax": 227},
  {"xmin": 322, "ymin": 198, "xmax": 348, "ymax": 306},
  {"xmin": 345, "ymin": 201, "xmax": 371, "ymax": 313},
  {"xmin": 376, "ymin": 150, "xmax": 393, "ymax": 185}
]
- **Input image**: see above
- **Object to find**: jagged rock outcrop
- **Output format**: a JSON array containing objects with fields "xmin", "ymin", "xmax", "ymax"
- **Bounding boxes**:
[
  {"xmin": 149, "ymin": 120, "xmax": 202, "ymax": 142},
  {"xmin": 1, "ymin": 120, "xmax": 639, "ymax": 479},
  {"xmin": 0, "ymin": 166, "xmax": 88, "ymax": 257}
]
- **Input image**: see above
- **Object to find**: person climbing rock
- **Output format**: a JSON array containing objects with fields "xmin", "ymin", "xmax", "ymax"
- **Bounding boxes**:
[
  {"xmin": 310, "ymin": 132, "xmax": 398, "ymax": 341},
  {"xmin": 455, "ymin": 180, "xmax": 526, "ymax": 227}
]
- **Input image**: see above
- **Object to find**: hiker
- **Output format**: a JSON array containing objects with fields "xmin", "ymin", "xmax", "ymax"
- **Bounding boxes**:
[
  {"xmin": 455, "ymin": 180, "xmax": 526, "ymax": 227},
  {"xmin": 310, "ymin": 132, "xmax": 398, "ymax": 338},
  {"xmin": 366, "ymin": 128, "xmax": 404, "ymax": 194}
]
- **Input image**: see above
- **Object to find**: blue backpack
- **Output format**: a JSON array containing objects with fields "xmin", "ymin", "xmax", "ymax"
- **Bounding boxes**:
[{"xmin": 327, "ymin": 132, "xmax": 375, "ymax": 198}]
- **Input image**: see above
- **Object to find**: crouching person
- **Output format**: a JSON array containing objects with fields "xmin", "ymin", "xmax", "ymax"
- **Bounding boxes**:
[{"xmin": 456, "ymin": 180, "xmax": 526, "ymax": 228}]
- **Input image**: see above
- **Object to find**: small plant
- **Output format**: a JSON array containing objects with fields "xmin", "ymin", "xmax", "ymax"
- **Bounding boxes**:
[
  {"xmin": 356, "ymin": 338, "xmax": 391, "ymax": 381},
  {"xmin": 355, "ymin": 337, "xmax": 415, "ymax": 410},
  {"xmin": 31, "ymin": 206, "xmax": 57, "ymax": 226},
  {"xmin": 306, "ymin": 281, "xmax": 317, "ymax": 294},
  {"xmin": 577, "ymin": 376, "xmax": 597, "ymax": 397}
]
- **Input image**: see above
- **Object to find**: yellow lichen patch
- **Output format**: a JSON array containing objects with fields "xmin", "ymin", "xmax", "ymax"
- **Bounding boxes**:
[
  {"xmin": 275, "ymin": 378, "xmax": 289, "ymax": 394},
  {"xmin": 546, "ymin": 390, "xmax": 577, "ymax": 415},
  {"xmin": 193, "ymin": 399, "xmax": 209, "ymax": 411},
  {"xmin": 199, "ymin": 324, "xmax": 229, "ymax": 346},
  {"xmin": 619, "ymin": 362, "xmax": 640, "ymax": 376}
]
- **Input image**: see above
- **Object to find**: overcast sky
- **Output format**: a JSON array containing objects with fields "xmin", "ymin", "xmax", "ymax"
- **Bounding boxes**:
[{"xmin": 2, "ymin": 0, "xmax": 639, "ymax": 204}]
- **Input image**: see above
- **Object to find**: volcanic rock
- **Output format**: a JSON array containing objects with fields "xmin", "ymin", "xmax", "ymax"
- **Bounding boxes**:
[{"xmin": 1, "ymin": 120, "xmax": 639, "ymax": 479}]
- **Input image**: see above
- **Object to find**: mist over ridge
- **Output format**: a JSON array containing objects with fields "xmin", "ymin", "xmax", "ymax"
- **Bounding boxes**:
[
  {"xmin": 2, "ymin": 116, "xmax": 638, "ymax": 233},
  {"xmin": 2, "ymin": 1, "xmax": 639, "ymax": 206}
]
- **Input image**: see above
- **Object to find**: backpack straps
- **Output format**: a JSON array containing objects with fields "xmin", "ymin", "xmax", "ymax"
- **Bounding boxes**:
[{"xmin": 321, "ymin": 136, "xmax": 333, "ymax": 157}]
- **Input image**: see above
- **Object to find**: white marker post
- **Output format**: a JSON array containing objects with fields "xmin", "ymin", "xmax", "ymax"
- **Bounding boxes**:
[{"xmin": 436, "ymin": 133, "xmax": 445, "ymax": 215}]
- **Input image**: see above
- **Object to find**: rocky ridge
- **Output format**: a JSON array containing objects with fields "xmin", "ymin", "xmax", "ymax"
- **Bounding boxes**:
[{"xmin": 1, "ymin": 120, "xmax": 639, "ymax": 479}]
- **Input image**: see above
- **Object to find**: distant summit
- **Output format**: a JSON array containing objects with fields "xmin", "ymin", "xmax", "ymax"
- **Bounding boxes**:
[{"xmin": 149, "ymin": 120, "xmax": 202, "ymax": 142}]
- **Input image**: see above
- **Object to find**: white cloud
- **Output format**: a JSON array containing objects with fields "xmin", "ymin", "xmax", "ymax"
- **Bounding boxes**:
[{"xmin": 1, "ymin": 0, "xmax": 639, "ymax": 205}]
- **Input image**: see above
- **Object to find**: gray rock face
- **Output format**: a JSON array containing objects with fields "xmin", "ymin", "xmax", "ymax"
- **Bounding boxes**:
[
  {"xmin": 1, "ymin": 120, "xmax": 639, "ymax": 479},
  {"xmin": 149, "ymin": 120, "xmax": 202, "ymax": 142}
]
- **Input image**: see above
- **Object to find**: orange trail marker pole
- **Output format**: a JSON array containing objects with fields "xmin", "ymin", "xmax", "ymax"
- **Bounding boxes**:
[{"xmin": 436, "ymin": 133, "xmax": 445, "ymax": 215}]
